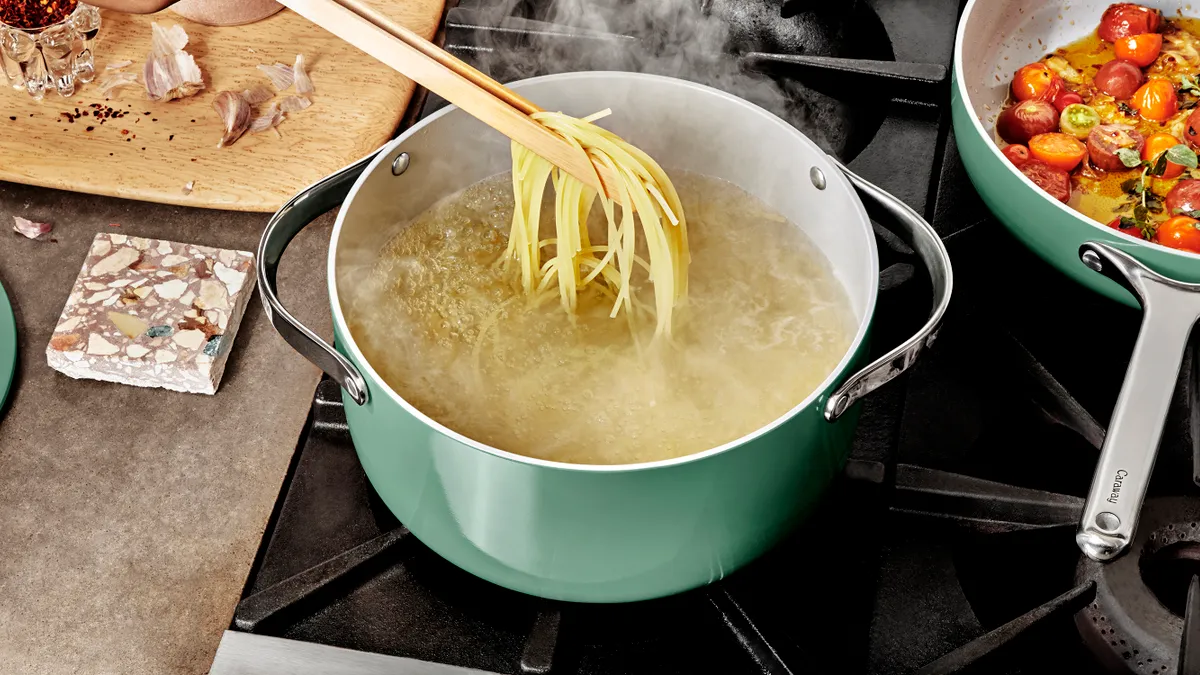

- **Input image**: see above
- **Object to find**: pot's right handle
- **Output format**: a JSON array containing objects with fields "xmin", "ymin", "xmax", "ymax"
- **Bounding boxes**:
[
  {"xmin": 257, "ymin": 152, "xmax": 378, "ymax": 406},
  {"xmin": 822, "ymin": 158, "xmax": 955, "ymax": 422},
  {"xmin": 1075, "ymin": 241, "xmax": 1200, "ymax": 562}
]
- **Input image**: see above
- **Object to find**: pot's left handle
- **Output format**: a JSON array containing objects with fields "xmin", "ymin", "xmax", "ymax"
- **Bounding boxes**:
[
  {"xmin": 257, "ymin": 152, "xmax": 378, "ymax": 406},
  {"xmin": 822, "ymin": 158, "xmax": 954, "ymax": 422}
]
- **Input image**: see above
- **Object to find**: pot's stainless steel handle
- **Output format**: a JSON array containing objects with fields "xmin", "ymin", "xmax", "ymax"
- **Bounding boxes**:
[
  {"xmin": 1075, "ymin": 241, "xmax": 1200, "ymax": 562},
  {"xmin": 822, "ymin": 158, "xmax": 954, "ymax": 422},
  {"xmin": 257, "ymin": 152, "xmax": 378, "ymax": 406}
]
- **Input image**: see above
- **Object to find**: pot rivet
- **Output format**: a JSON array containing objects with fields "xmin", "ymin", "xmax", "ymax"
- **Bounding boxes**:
[
  {"xmin": 392, "ymin": 152, "xmax": 410, "ymax": 176},
  {"xmin": 1096, "ymin": 512, "xmax": 1121, "ymax": 532},
  {"xmin": 1082, "ymin": 250, "xmax": 1103, "ymax": 273},
  {"xmin": 809, "ymin": 167, "xmax": 826, "ymax": 190}
]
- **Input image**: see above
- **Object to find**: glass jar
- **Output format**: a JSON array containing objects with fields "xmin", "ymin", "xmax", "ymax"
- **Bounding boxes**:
[{"xmin": 0, "ymin": 3, "xmax": 101, "ymax": 100}]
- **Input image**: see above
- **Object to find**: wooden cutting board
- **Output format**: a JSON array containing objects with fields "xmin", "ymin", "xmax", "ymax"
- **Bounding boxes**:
[{"xmin": 0, "ymin": 0, "xmax": 444, "ymax": 212}]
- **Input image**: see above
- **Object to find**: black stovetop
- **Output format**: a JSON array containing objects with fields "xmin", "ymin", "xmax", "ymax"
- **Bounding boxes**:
[{"xmin": 215, "ymin": 2, "xmax": 1200, "ymax": 674}]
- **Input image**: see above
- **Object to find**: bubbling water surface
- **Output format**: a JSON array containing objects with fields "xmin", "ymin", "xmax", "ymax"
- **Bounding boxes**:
[{"xmin": 340, "ymin": 172, "xmax": 856, "ymax": 465}]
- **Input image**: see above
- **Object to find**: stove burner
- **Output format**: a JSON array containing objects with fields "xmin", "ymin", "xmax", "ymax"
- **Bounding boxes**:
[
  {"xmin": 1076, "ymin": 497, "xmax": 1200, "ymax": 674},
  {"xmin": 440, "ymin": 0, "xmax": 922, "ymax": 161}
]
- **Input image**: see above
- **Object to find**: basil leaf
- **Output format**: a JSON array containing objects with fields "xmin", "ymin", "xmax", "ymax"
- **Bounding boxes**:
[
  {"xmin": 1167, "ymin": 144, "xmax": 1200, "ymax": 169},
  {"xmin": 1117, "ymin": 147, "xmax": 1143, "ymax": 168},
  {"xmin": 1134, "ymin": 204, "xmax": 1150, "ymax": 222},
  {"xmin": 1120, "ymin": 178, "xmax": 1142, "ymax": 194},
  {"xmin": 1152, "ymin": 152, "xmax": 1170, "ymax": 176},
  {"xmin": 1188, "ymin": 210, "xmax": 1200, "ymax": 219},
  {"xmin": 1119, "ymin": 216, "xmax": 1140, "ymax": 229}
]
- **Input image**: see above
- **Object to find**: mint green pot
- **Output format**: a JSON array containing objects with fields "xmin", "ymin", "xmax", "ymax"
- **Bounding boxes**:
[
  {"xmin": 953, "ymin": 0, "xmax": 1200, "ymax": 306},
  {"xmin": 258, "ymin": 73, "xmax": 953, "ymax": 603}
]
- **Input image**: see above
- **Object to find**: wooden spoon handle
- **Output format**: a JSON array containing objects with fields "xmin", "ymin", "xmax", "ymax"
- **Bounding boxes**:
[{"xmin": 275, "ymin": 0, "xmax": 620, "ymax": 200}]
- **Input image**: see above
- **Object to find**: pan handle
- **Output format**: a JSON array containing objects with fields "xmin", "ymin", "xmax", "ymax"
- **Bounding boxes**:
[
  {"xmin": 822, "ymin": 158, "xmax": 955, "ymax": 422},
  {"xmin": 256, "ymin": 152, "xmax": 379, "ymax": 407},
  {"xmin": 1075, "ymin": 241, "xmax": 1200, "ymax": 562}
]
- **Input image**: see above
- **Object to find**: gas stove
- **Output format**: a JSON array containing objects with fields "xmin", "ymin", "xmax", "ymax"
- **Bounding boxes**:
[{"xmin": 210, "ymin": 1, "xmax": 1200, "ymax": 673}]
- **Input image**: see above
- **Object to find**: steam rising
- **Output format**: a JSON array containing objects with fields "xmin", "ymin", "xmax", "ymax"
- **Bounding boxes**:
[{"xmin": 450, "ymin": 0, "xmax": 832, "ymax": 152}]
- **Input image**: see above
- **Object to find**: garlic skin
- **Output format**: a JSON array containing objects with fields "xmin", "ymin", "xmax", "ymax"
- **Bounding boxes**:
[
  {"xmin": 13, "ymin": 216, "xmax": 52, "ymax": 240},
  {"xmin": 143, "ymin": 23, "xmax": 205, "ymax": 102}
]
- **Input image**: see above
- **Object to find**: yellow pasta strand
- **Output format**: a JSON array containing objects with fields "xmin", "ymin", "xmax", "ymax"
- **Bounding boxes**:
[{"xmin": 500, "ymin": 110, "xmax": 689, "ymax": 338}]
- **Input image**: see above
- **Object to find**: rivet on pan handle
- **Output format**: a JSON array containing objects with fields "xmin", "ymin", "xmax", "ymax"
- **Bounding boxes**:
[
  {"xmin": 822, "ymin": 157, "xmax": 954, "ymax": 422},
  {"xmin": 257, "ymin": 151, "xmax": 380, "ymax": 406},
  {"xmin": 1075, "ymin": 241, "xmax": 1200, "ymax": 562}
]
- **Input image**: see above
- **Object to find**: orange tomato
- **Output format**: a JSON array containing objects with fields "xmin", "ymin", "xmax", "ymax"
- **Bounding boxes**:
[
  {"xmin": 1012, "ymin": 63, "xmax": 1062, "ymax": 102},
  {"xmin": 1141, "ymin": 132, "xmax": 1186, "ymax": 179},
  {"xmin": 1028, "ymin": 133, "xmax": 1087, "ymax": 171},
  {"xmin": 1131, "ymin": 79, "xmax": 1179, "ymax": 122},
  {"xmin": 1155, "ymin": 216, "xmax": 1200, "ymax": 252},
  {"xmin": 1114, "ymin": 33, "xmax": 1163, "ymax": 67}
]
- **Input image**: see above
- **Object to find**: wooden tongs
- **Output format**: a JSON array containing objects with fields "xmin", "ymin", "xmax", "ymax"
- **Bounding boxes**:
[{"xmin": 276, "ymin": 0, "xmax": 625, "ymax": 202}]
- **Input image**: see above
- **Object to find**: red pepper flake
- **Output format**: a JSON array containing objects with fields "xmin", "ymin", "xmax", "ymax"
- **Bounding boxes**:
[
  {"xmin": 108, "ymin": 222, "xmax": 121, "ymax": 227},
  {"xmin": 143, "ymin": 111, "xmax": 150, "ymax": 115},
  {"xmin": 168, "ymin": 134, "xmax": 174, "ymax": 141},
  {"xmin": 126, "ymin": 138, "xmax": 131, "ymax": 142},
  {"xmin": 131, "ymin": 134, "xmax": 136, "ymax": 139},
  {"xmin": 190, "ymin": 158, "xmax": 196, "ymax": 162},
  {"xmin": 85, "ymin": 126, "xmax": 93, "ymax": 131},
  {"xmin": 82, "ymin": 110, "xmax": 88, "ymax": 116},
  {"xmin": 7, "ymin": 116, "xmax": 14, "ymax": 121},
  {"xmin": 151, "ymin": 118, "xmax": 157, "ymax": 122},
  {"xmin": 120, "ymin": 129, "xmax": 129, "ymax": 135}
]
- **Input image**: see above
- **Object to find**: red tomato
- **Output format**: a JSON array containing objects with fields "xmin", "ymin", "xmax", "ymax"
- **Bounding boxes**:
[
  {"xmin": 1166, "ymin": 179, "xmax": 1200, "ymax": 215},
  {"xmin": 1020, "ymin": 161, "xmax": 1072, "ymax": 203},
  {"xmin": 1186, "ymin": 108, "xmax": 1200, "ymax": 149},
  {"xmin": 1088, "ymin": 124, "xmax": 1146, "ymax": 171},
  {"xmin": 1114, "ymin": 33, "xmax": 1164, "ymax": 67},
  {"xmin": 1094, "ymin": 59, "xmax": 1145, "ymax": 99},
  {"xmin": 1012, "ymin": 63, "xmax": 1063, "ymax": 102},
  {"xmin": 1099, "ymin": 3, "xmax": 1163, "ymax": 42},
  {"xmin": 1142, "ymin": 132, "xmax": 1186, "ymax": 179},
  {"xmin": 1107, "ymin": 217, "xmax": 1145, "ymax": 238},
  {"xmin": 1053, "ymin": 91, "xmax": 1084, "ymax": 112},
  {"xmin": 1155, "ymin": 216, "xmax": 1200, "ymax": 252},
  {"xmin": 997, "ymin": 100, "xmax": 1060, "ymax": 144},
  {"xmin": 1131, "ymin": 79, "xmax": 1178, "ymax": 122},
  {"xmin": 1002, "ymin": 144, "xmax": 1030, "ymax": 166}
]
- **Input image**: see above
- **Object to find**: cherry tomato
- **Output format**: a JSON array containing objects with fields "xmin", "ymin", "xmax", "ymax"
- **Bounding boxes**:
[
  {"xmin": 1020, "ymin": 161, "xmax": 1072, "ymax": 203},
  {"xmin": 1166, "ymin": 179, "xmax": 1200, "ymax": 215},
  {"xmin": 1060, "ymin": 104, "xmax": 1101, "ymax": 139},
  {"xmin": 1099, "ymin": 3, "xmax": 1163, "ymax": 42},
  {"xmin": 1131, "ymin": 79, "xmax": 1178, "ymax": 122},
  {"xmin": 1088, "ymin": 124, "xmax": 1146, "ymax": 171},
  {"xmin": 997, "ymin": 100, "xmax": 1060, "ymax": 144},
  {"xmin": 1053, "ymin": 90, "xmax": 1084, "ymax": 112},
  {"xmin": 1002, "ymin": 144, "xmax": 1030, "ymax": 166},
  {"xmin": 1012, "ymin": 63, "xmax": 1063, "ymax": 102},
  {"xmin": 1114, "ymin": 32, "xmax": 1164, "ymax": 67},
  {"xmin": 1186, "ymin": 108, "xmax": 1200, "ymax": 149},
  {"xmin": 1094, "ymin": 59, "xmax": 1145, "ymax": 99},
  {"xmin": 1107, "ymin": 217, "xmax": 1145, "ymax": 238},
  {"xmin": 1142, "ymin": 132, "xmax": 1187, "ymax": 179},
  {"xmin": 1028, "ymin": 133, "xmax": 1088, "ymax": 171},
  {"xmin": 1154, "ymin": 215, "xmax": 1200, "ymax": 252}
]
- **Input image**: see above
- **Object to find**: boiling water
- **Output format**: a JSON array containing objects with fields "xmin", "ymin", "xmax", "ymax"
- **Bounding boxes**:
[{"xmin": 340, "ymin": 172, "xmax": 857, "ymax": 465}]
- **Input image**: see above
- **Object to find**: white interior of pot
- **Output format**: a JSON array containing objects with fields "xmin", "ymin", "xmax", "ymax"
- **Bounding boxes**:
[
  {"xmin": 328, "ymin": 72, "xmax": 879, "ymax": 467},
  {"xmin": 959, "ymin": 0, "xmax": 1183, "ymax": 133},
  {"xmin": 334, "ymin": 72, "xmax": 875, "ymax": 321}
]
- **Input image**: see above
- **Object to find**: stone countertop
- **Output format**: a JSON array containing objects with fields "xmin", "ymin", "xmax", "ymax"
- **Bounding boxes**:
[{"xmin": 0, "ymin": 179, "xmax": 335, "ymax": 675}]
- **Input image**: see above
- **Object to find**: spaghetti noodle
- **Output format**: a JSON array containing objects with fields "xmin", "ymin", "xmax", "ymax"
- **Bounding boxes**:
[{"xmin": 501, "ymin": 110, "xmax": 690, "ymax": 338}]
